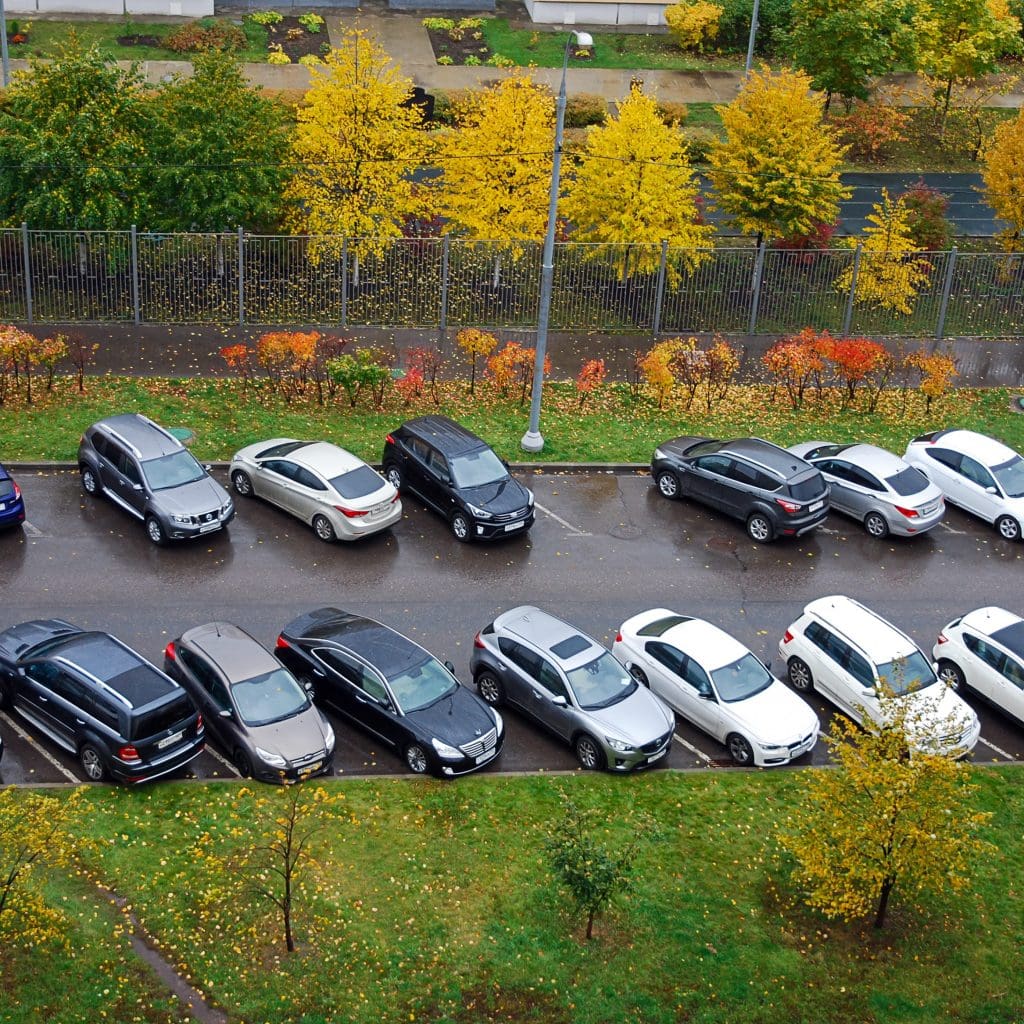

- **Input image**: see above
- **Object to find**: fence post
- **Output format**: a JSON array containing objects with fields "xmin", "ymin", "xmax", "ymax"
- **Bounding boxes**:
[
  {"xmin": 438, "ymin": 235, "xmax": 450, "ymax": 345},
  {"xmin": 747, "ymin": 241, "xmax": 766, "ymax": 335},
  {"xmin": 842, "ymin": 241, "xmax": 862, "ymax": 335},
  {"xmin": 935, "ymin": 246, "xmax": 958, "ymax": 342},
  {"xmin": 651, "ymin": 240, "xmax": 669, "ymax": 337},
  {"xmin": 340, "ymin": 238, "xmax": 348, "ymax": 329},
  {"xmin": 237, "ymin": 228, "xmax": 245, "ymax": 328},
  {"xmin": 130, "ymin": 225, "xmax": 141, "ymax": 326},
  {"xmin": 20, "ymin": 222, "xmax": 33, "ymax": 325}
]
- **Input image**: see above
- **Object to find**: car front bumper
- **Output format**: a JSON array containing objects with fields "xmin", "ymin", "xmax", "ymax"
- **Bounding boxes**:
[
  {"xmin": 472, "ymin": 511, "xmax": 535, "ymax": 540},
  {"xmin": 165, "ymin": 506, "xmax": 235, "ymax": 541}
]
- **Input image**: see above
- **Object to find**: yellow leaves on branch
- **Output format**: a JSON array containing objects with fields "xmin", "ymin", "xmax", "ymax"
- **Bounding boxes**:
[
  {"xmin": 664, "ymin": 0, "xmax": 724, "ymax": 52},
  {"xmin": 561, "ymin": 84, "xmax": 714, "ymax": 282},
  {"xmin": 983, "ymin": 108, "xmax": 1024, "ymax": 251}
]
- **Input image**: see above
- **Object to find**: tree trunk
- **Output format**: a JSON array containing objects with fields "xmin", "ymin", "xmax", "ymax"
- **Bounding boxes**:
[
  {"xmin": 283, "ymin": 873, "xmax": 294, "ymax": 952},
  {"xmin": 873, "ymin": 875, "xmax": 895, "ymax": 929},
  {"xmin": 939, "ymin": 78, "xmax": 954, "ymax": 138},
  {"xmin": 586, "ymin": 907, "xmax": 596, "ymax": 940}
]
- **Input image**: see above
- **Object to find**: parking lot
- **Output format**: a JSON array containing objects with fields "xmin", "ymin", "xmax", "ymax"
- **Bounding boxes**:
[{"xmin": 1, "ymin": 465, "xmax": 1022, "ymax": 785}]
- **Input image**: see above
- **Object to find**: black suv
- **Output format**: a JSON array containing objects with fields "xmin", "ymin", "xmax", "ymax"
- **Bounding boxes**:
[
  {"xmin": 78, "ymin": 413, "xmax": 234, "ymax": 546},
  {"xmin": 0, "ymin": 619, "xmax": 205, "ymax": 783},
  {"xmin": 382, "ymin": 416, "xmax": 534, "ymax": 542},
  {"xmin": 652, "ymin": 436, "xmax": 830, "ymax": 543}
]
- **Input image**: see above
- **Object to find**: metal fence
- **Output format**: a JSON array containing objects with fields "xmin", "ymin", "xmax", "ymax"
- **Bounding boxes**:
[{"xmin": 0, "ymin": 227, "xmax": 1022, "ymax": 338}]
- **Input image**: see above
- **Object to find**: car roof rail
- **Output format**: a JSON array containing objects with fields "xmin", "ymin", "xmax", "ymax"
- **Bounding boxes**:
[
  {"xmin": 54, "ymin": 655, "xmax": 133, "ymax": 708},
  {"xmin": 99, "ymin": 425, "xmax": 143, "ymax": 459},
  {"xmin": 139, "ymin": 416, "xmax": 184, "ymax": 449}
]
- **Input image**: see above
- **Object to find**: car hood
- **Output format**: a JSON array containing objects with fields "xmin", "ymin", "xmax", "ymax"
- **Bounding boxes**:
[
  {"xmin": 152, "ymin": 475, "xmax": 230, "ymax": 516},
  {"xmin": 585, "ymin": 686, "xmax": 674, "ymax": 745},
  {"xmin": 901, "ymin": 683, "xmax": 976, "ymax": 742},
  {"xmin": 0, "ymin": 618, "xmax": 79, "ymax": 665},
  {"xmin": 406, "ymin": 685, "xmax": 500, "ymax": 747},
  {"xmin": 459, "ymin": 476, "xmax": 531, "ymax": 515},
  {"xmin": 247, "ymin": 706, "xmax": 330, "ymax": 761},
  {"xmin": 728, "ymin": 681, "xmax": 819, "ymax": 745}
]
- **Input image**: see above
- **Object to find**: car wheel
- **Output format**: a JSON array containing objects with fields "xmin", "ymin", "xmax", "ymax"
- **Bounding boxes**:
[
  {"xmin": 231, "ymin": 470, "xmax": 254, "ymax": 497},
  {"xmin": 574, "ymin": 734, "xmax": 606, "ymax": 771},
  {"xmin": 78, "ymin": 742, "xmax": 107, "ymax": 782},
  {"xmin": 80, "ymin": 464, "xmax": 99, "ymax": 496},
  {"xmin": 864, "ymin": 511, "xmax": 889, "ymax": 538},
  {"xmin": 726, "ymin": 733, "xmax": 754, "ymax": 766},
  {"xmin": 234, "ymin": 748, "xmax": 253, "ymax": 778},
  {"xmin": 145, "ymin": 516, "xmax": 168, "ymax": 546},
  {"xmin": 404, "ymin": 742, "xmax": 430, "ymax": 775},
  {"xmin": 384, "ymin": 464, "xmax": 403, "ymax": 491},
  {"xmin": 937, "ymin": 659, "xmax": 967, "ymax": 693},
  {"xmin": 746, "ymin": 513, "xmax": 773, "ymax": 544},
  {"xmin": 312, "ymin": 514, "xmax": 337, "ymax": 543},
  {"xmin": 476, "ymin": 671, "xmax": 505, "ymax": 706},
  {"xmin": 628, "ymin": 664, "xmax": 649, "ymax": 686},
  {"xmin": 996, "ymin": 515, "xmax": 1021, "ymax": 542},
  {"xmin": 787, "ymin": 656, "xmax": 814, "ymax": 693},
  {"xmin": 656, "ymin": 471, "xmax": 680, "ymax": 500},
  {"xmin": 451, "ymin": 512, "xmax": 471, "ymax": 543}
]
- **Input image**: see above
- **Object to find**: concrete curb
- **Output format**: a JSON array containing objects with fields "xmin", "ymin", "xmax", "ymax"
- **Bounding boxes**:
[{"xmin": 9, "ymin": 461, "xmax": 651, "ymax": 472}]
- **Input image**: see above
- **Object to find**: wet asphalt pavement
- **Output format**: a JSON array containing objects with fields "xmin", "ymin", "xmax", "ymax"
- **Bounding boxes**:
[{"xmin": 1, "ymin": 466, "xmax": 1023, "ymax": 786}]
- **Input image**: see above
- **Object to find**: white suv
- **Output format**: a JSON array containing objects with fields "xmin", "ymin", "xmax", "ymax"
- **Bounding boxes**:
[
  {"xmin": 779, "ymin": 595, "xmax": 980, "ymax": 757},
  {"xmin": 934, "ymin": 607, "xmax": 1024, "ymax": 728}
]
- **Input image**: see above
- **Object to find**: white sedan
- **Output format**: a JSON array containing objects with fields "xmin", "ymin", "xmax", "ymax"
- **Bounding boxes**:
[
  {"xmin": 612, "ymin": 608, "xmax": 819, "ymax": 766},
  {"xmin": 229, "ymin": 438, "xmax": 401, "ymax": 542},
  {"xmin": 935, "ymin": 607, "xmax": 1024, "ymax": 728},
  {"xmin": 904, "ymin": 428, "xmax": 1024, "ymax": 541}
]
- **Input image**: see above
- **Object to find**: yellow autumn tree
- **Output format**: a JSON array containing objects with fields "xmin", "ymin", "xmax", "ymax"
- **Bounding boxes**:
[
  {"xmin": 285, "ymin": 30, "xmax": 428, "ymax": 268},
  {"xmin": 707, "ymin": 66, "xmax": 850, "ymax": 243},
  {"xmin": 835, "ymin": 189, "xmax": 932, "ymax": 315},
  {"xmin": 664, "ymin": 1, "xmax": 724, "ymax": 52},
  {"xmin": 561, "ymin": 84, "xmax": 714, "ymax": 283},
  {"xmin": 433, "ymin": 70, "xmax": 553, "ymax": 284},
  {"xmin": 982, "ymin": 108, "xmax": 1024, "ymax": 252}
]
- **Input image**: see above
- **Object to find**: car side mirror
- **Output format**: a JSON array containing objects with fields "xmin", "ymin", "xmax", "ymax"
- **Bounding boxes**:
[
  {"xmin": 931, "ymin": 661, "xmax": 940, "ymax": 674},
  {"xmin": 444, "ymin": 660, "xmax": 456, "ymax": 674},
  {"xmin": 204, "ymin": 464, "xmax": 213, "ymax": 473},
  {"xmin": 762, "ymin": 658, "xmax": 772, "ymax": 673},
  {"xmin": 985, "ymin": 486, "xmax": 998, "ymax": 495},
  {"xmin": 699, "ymin": 690, "xmax": 715, "ymax": 701},
  {"xmin": 551, "ymin": 695, "xmax": 568, "ymax": 707},
  {"xmin": 132, "ymin": 483, "xmax": 143, "ymax": 491},
  {"xmin": 862, "ymin": 687, "xmax": 875, "ymax": 699}
]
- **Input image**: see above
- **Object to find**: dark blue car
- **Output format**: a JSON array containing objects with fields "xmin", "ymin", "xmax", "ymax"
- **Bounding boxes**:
[{"xmin": 0, "ymin": 463, "xmax": 25, "ymax": 529}]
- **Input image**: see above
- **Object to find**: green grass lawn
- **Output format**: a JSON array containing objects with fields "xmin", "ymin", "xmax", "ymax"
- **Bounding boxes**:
[
  {"xmin": 4, "ymin": 768, "xmax": 1023, "ymax": 1024},
  {"xmin": 6, "ymin": 17, "xmax": 269, "ymax": 62},
  {"xmin": 0, "ymin": 377, "xmax": 1021, "ymax": 464}
]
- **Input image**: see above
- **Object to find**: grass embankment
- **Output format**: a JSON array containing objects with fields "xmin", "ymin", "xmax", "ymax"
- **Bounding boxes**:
[
  {"xmin": 4, "ymin": 769, "xmax": 1024, "ymax": 1023},
  {"xmin": 1, "ymin": 377, "xmax": 1021, "ymax": 464}
]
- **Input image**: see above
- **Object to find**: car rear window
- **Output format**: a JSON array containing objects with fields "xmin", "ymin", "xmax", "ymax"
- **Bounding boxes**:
[
  {"xmin": 637, "ymin": 615, "xmax": 692, "ymax": 637},
  {"xmin": 0, "ymin": 479, "xmax": 14, "ymax": 500},
  {"xmin": 788, "ymin": 472, "xmax": 826, "ymax": 502},
  {"xmin": 257, "ymin": 440, "xmax": 309, "ymax": 459},
  {"xmin": 330, "ymin": 465, "xmax": 385, "ymax": 500},
  {"xmin": 886, "ymin": 465, "xmax": 930, "ymax": 496},
  {"xmin": 131, "ymin": 694, "xmax": 195, "ymax": 741}
]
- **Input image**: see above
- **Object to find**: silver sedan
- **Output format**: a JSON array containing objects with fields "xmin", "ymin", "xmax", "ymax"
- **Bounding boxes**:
[
  {"xmin": 229, "ymin": 438, "xmax": 401, "ymax": 542},
  {"xmin": 788, "ymin": 441, "xmax": 944, "ymax": 538}
]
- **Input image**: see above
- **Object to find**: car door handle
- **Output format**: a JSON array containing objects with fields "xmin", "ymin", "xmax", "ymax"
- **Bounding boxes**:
[
  {"xmin": 38, "ymin": 695, "xmax": 49, "ymax": 702},
  {"xmin": 312, "ymin": 668, "xmax": 325, "ymax": 677},
  {"xmin": 75, "ymin": 718, "xmax": 86, "ymax": 725}
]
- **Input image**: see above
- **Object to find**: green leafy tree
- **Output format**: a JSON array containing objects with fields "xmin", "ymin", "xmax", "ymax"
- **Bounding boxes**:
[
  {"xmin": 788, "ymin": 0, "xmax": 918, "ymax": 110},
  {"xmin": 707, "ymin": 66, "xmax": 850, "ymax": 243},
  {"xmin": 0, "ymin": 37, "xmax": 153, "ymax": 228},
  {"xmin": 147, "ymin": 51, "xmax": 291, "ymax": 231}
]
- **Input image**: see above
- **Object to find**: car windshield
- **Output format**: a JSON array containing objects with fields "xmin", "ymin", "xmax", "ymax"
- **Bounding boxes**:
[
  {"xmin": 876, "ymin": 651, "xmax": 937, "ymax": 696},
  {"xmin": 231, "ymin": 668, "xmax": 310, "ymax": 727},
  {"xmin": 330, "ymin": 465, "xmax": 385, "ymax": 500},
  {"xmin": 142, "ymin": 450, "xmax": 206, "ymax": 491},
  {"xmin": 387, "ymin": 655, "xmax": 458, "ymax": 713},
  {"xmin": 566, "ymin": 652, "xmax": 637, "ymax": 711},
  {"xmin": 886, "ymin": 465, "xmax": 930, "ymax": 496},
  {"xmin": 992, "ymin": 454, "xmax": 1024, "ymax": 498},
  {"xmin": 710, "ymin": 653, "xmax": 773, "ymax": 702},
  {"xmin": 450, "ymin": 449, "xmax": 508, "ymax": 489}
]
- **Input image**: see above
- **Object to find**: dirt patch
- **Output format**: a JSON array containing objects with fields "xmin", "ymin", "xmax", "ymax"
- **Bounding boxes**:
[
  {"xmin": 265, "ymin": 16, "xmax": 327, "ymax": 63},
  {"xmin": 116, "ymin": 34, "xmax": 162, "ymax": 46},
  {"xmin": 426, "ymin": 27, "xmax": 493, "ymax": 66}
]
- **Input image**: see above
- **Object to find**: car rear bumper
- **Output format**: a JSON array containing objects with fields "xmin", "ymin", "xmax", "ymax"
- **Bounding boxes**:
[
  {"xmin": 334, "ymin": 501, "xmax": 403, "ymax": 540},
  {"xmin": 780, "ymin": 509, "xmax": 829, "ymax": 538},
  {"xmin": 0, "ymin": 500, "xmax": 25, "ymax": 526},
  {"xmin": 888, "ymin": 504, "xmax": 945, "ymax": 536},
  {"xmin": 110, "ymin": 740, "xmax": 205, "ymax": 784}
]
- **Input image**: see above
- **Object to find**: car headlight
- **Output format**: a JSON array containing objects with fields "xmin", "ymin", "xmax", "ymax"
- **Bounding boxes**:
[
  {"xmin": 654, "ymin": 448, "xmax": 666, "ymax": 460},
  {"xmin": 492, "ymin": 709, "xmax": 504, "ymax": 734},
  {"xmin": 605, "ymin": 737, "xmax": 635, "ymax": 753},
  {"xmin": 322, "ymin": 719, "xmax": 335, "ymax": 751},
  {"xmin": 431, "ymin": 737, "xmax": 462, "ymax": 760},
  {"xmin": 526, "ymin": 488, "xmax": 535, "ymax": 507},
  {"xmin": 170, "ymin": 514, "xmax": 192, "ymax": 525},
  {"xmin": 466, "ymin": 503, "xmax": 493, "ymax": 520},
  {"xmin": 222, "ymin": 500, "xmax": 233, "ymax": 514},
  {"xmin": 759, "ymin": 743, "xmax": 784, "ymax": 751},
  {"xmin": 255, "ymin": 746, "xmax": 287, "ymax": 768}
]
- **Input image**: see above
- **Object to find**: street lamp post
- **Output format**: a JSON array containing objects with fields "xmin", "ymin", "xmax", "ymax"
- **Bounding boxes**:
[
  {"xmin": 521, "ymin": 29, "xmax": 593, "ymax": 454},
  {"xmin": 1, "ymin": 0, "xmax": 11, "ymax": 90},
  {"xmin": 744, "ymin": 0, "xmax": 761, "ymax": 76}
]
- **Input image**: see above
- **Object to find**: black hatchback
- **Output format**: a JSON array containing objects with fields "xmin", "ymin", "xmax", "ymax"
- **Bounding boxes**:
[
  {"xmin": 382, "ymin": 416, "xmax": 534, "ymax": 542},
  {"xmin": 652, "ymin": 436, "xmax": 830, "ymax": 543}
]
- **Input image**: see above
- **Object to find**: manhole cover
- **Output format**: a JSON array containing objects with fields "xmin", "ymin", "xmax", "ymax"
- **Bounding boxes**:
[
  {"xmin": 167, "ymin": 427, "xmax": 194, "ymax": 445},
  {"xmin": 1012, "ymin": 395, "xmax": 1024, "ymax": 414}
]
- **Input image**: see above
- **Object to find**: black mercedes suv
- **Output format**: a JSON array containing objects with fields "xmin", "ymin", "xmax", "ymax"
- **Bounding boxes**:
[
  {"xmin": 651, "ymin": 436, "xmax": 830, "ymax": 543},
  {"xmin": 0, "ymin": 619, "xmax": 205, "ymax": 783},
  {"xmin": 382, "ymin": 416, "xmax": 534, "ymax": 542}
]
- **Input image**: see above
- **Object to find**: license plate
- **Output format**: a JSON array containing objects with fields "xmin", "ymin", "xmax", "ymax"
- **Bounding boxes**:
[
  {"xmin": 921, "ymin": 503, "xmax": 938, "ymax": 515},
  {"xmin": 808, "ymin": 501, "xmax": 824, "ymax": 512},
  {"xmin": 157, "ymin": 730, "xmax": 184, "ymax": 750},
  {"xmin": 0, "ymin": 503, "xmax": 5, "ymax": 511},
  {"xmin": 299, "ymin": 760, "xmax": 322, "ymax": 777},
  {"xmin": 475, "ymin": 750, "xmax": 494, "ymax": 764},
  {"xmin": 371, "ymin": 502, "xmax": 391, "ymax": 516},
  {"xmin": 504, "ymin": 521, "xmax": 525, "ymax": 532},
  {"xmin": 199, "ymin": 521, "xmax": 220, "ymax": 534}
]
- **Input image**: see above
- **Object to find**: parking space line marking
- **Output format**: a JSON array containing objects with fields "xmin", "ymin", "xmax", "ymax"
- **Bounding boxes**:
[
  {"xmin": 21, "ymin": 521, "xmax": 43, "ymax": 537},
  {"xmin": 0, "ymin": 710, "xmax": 81, "ymax": 783},
  {"xmin": 204, "ymin": 745, "xmax": 241, "ymax": 777},
  {"xmin": 672, "ymin": 731, "xmax": 713, "ymax": 764},
  {"xmin": 977, "ymin": 735, "xmax": 1016, "ymax": 761},
  {"xmin": 534, "ymin": 502, "xmax": 592, "ymax": 537}
]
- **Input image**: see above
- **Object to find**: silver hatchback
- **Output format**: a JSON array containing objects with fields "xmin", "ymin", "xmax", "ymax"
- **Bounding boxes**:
[
  {"xmin": 788, "ymin": 441, "xmax": 944, "ymax": 538},
  {"xmin": 470, "ymin": 606, "xmax": 675, "ymax": 771}
]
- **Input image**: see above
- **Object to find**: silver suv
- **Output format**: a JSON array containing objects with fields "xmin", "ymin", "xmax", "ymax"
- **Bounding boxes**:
[
  {"xmin": 470, "ymin": 606, "xmax": 675, "ymax": 771},
  {"xmin": 78, "ymin": 414, "xmax": 234, "ymax": 545}
]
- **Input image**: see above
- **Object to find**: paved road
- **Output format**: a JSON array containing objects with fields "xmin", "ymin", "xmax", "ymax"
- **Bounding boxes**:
[{"xmin": 1, "ymin": 467, "xmax": 1022, "ymax": 785}]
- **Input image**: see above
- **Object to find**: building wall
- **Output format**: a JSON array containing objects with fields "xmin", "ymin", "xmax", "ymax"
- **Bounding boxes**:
[
  {"xmin": 523, "ymin": 0, "xmax": 666, "ymax": 25},
  {"xmin": 5, "ymin": 0, "xmax": 213, "ymax": 15}
]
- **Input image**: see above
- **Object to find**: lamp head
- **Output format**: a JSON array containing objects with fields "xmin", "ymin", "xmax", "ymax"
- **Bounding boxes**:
[{"xmin": 572, "ymin": 30, "xmax": 594, "ymax": 47}]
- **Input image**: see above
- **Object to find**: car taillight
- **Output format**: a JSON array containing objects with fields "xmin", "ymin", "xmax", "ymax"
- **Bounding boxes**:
[
  {"xmin": 391, "ymin": 492, "xmax": 400, "ymax": 503},
  {"xmin": 615, "ymin": 631, "xmax": 622, "ymax": 643},
  {"xmin": 775, "ymin": 497, "xmax": 801, "ymax": 514},
  {"xmin": 385, "ymin": 434, "xmax": 395, "ymax": 444},
  {"xmin": 276, "ymin": 635, "xmax": 290, "ymax": 650},
  {"xmin": 196, "ymin": 713, "xmax": 204, "ymax": 731},
  {"xmin": 118, "ymin": 744, "xmax": 141, "ymax": 763},
  {"xmin": 12, "ymin": 482, "xmax": 21, "ymax": 499},
  {"xmin": 334, "ymin": 506, "xmax": 368, "ymax": 518},
  {"xmin": 473, "ymin": 631, "xmax": 486, "ymax": 649},
  {"xmin": 895, "ymin": 505, "xmax": 919, "ymax": 518},
  {"xmin": 782, "ymin": 629, "xmax": 794, "ymax": 644},
  {"xmin": 164, "ymin": 641, "xmax": 176, "ymax": 661},
  {"xmin": 936, "ymin": 632, "xmax": 948, "ymax": 645}
]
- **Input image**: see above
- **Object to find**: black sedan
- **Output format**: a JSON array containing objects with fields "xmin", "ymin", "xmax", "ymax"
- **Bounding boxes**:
[{"xmin": 275, "ymin": 607, "xmax": 504, "ymax": 777}]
